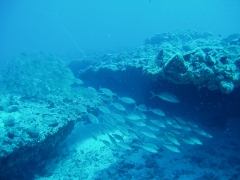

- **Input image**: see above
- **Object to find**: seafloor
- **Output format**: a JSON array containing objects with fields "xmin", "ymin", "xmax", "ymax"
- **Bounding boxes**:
[{"xmin": 0, "ymin": 30, "xmax": 240, "ymax": 180}]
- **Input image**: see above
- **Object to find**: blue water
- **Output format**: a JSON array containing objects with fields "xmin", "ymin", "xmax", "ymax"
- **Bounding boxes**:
[
  {"xmin": 1, "ymin": 0, "xmax": 240, "ymax": 61},
  {"xmin": 0, "ymin": 1, "xmax": 240, "ymax": 180}
]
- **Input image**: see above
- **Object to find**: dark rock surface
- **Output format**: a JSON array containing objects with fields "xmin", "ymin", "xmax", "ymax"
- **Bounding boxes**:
[{"xmin": 0, "ymin": 95, "xmax": 79, "ymax": 180}]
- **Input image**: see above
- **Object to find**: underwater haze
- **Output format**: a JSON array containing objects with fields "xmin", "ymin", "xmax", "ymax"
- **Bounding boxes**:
[
  {"xmin": 1, "ymin": 1, "xmax": 240, "ymax": 180},
  {"xmin": 1, "ymin": 0, "xmax": 240, "ymax": 61}
]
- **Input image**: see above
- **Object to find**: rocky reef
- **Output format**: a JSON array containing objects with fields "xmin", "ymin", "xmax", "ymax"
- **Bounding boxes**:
[
  {"xmin": 0, "ymin": 30, "xmax": 240, "ymax": 179},
  {"xmin": 0, "ymin": 53, "xmax": 101, "ymax": 179},
  {"xmin": 78, "ymin": 30, "xmax": 240, "ymax": 94}
]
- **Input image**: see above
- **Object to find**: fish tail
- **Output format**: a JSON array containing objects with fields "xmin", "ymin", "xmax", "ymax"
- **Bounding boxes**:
[{"xmin": 150, "ymin": 91, "xmax": 156, "ymax": 99}]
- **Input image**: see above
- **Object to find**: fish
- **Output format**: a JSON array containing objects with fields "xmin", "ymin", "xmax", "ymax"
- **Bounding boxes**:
[
  {"xmin": 102, "ymin": 122, "xmax": 114, "ymax": 132},
  {"xmin": 98, "ymin": 105, "xmax": 111, "ymax": 114},
  {"xmin": 163, "ymin": 144, "xmax": 181, "ymax": 153},
  {"xmin": 141, "ymin": 130, "xmax": 158, "ymax": 139},
  {"xmin": 76, "ymin": 104, "xmax": 87, "ymax": 113},
  {"xmin": 112, "ymin": 102, "xmax": 126, "ymax": 111},
  {"xmin": 193, "ymin": 128, "xmax": 207, "ymax": 136},
  {"xmin": 137, "ymin": 104, "xmax": 149, "ymax": 111},
  {"xmin": 150, "ymin": 91, "xmax": 180, "ymax": 103},
  {"xmin": 100, "ymin": 139, "xmax": 112, "ymax": 147},
  {"xmin": 133, "ymin": 120, "xmax": 146, "ymax": 127},
  {"xmin": 186, "ymin": 121, "xmax": 198, "ymax": 128},
  {"xmin": 119, "ymin": 97, "xmax": 136, "ymax": 104},
  {"xmin": 165, "ymin": 133, "xmax": 180, "ymax": 145},
  {"xmin": 204, "ymin": 132, "xmax": 213, "ymax": 138},
  {"xmin": 108, "ymin": 134, "xmax": 117, "ymax": 145},
  {"xmin": 149, "ymin": 119, "xmax": 166, "ymax": 128},
  {"xmin": 166, "ymin": 117, "xmax": 177, "ymax": 124},
  {"xmin": 74, "ymin": 78, "xmax": 84, "ymax": 85},
  {"xmin": 174, "ymin": 116, "xmax": 187, "ymax": 125},
  {"xmin": 127, "ymin": 128, "xmax": 139, "ymax": 139},
  {"xmin": 170, "ymin": 123, "xmax": 182, "ymax": 129},
  {"xmin": 146, "ymin": 123, "xmax": 160, "ymax": 131},
  {"xmin": 99, "ymin": 87, "xmax": 115, "ymax": 97},
  {"xmin": 90, "ymin": 132, "xmax": 98, "ymax": 141},
  {"xmin": 142, "ymin": 142, "xmax": 159, "ymax": 150},
  {"xmin": 78, "ymin": 87, "xmax": 98, "ymax": 99},
  {"xmin": 126, "ymin": 113, "xmax": 142, "ymax": 121},
  {"xmin": 100, "ymin": 114, "xmax": 115, "ymax": 124},
  {"xmin": 141, "ymin": 143, "xmax": 158, "ymax": 153},
  {"xmin": 117, "ymin": 125, "xmax": 130, "ymax": 136},
  {"xmin": 117, "ymin": 142, "xmax": 132, "ymax": 150},
  {"xmin": 87, "ymin": 113, "xmax": 99, "ymax": 124},
  {"xmin": 100, "ymin": 94, "xmax": 111, "ymax": 101},
  {"xmin": 111, "ymin": 113, "xmax": 125, "ymax": 123},
  {"xmin": 164, "ymin": 131, "xmax": 176, "ymax": 136},
  {"xmin": 180, "ymin": 136, "xmax": 195, "ymax": 145},
  {"xmin": 180, "ymin": 124, "xmax": 192, "ymax": 131},
  {"xmin": 188, "ymin": 136, "xmax": 202, "ymax": 145},
  {"xmin": 99, "ymin": 125, "xmax": 107, "ymax": 135},
  {"xmin": 193, "ymin": 128, "xmax": 212, "ymax": 138},
  {"xmin": 112, "ymin": 134, "xmax": 124, "ymax": 142},
  {"xmin": 88, "ymin": 86, "xmax": 97, "ymax": 93},
  {"xmin": 150, "ymin": 108, "xmax": 165, "ymax": 116},
  {"xmin": 169, "ymin": 129, "xmax": 181, "ymax": 135},
  {"xmin": 138, "ymin": 111, "xmax": 147, "ymax": 119}
]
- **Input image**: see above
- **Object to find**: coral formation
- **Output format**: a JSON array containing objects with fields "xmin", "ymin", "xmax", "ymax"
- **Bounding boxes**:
[
  {"xmin": 1, "ymin": 52, "xmax": 82, "ymax": 98},
  {"xmin": 78, "ymin": 30, "xmax": 240, "ymax": 94}
]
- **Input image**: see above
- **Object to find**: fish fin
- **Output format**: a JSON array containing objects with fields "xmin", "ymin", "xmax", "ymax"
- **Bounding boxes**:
[{"xmin": 150, "ymin": 91, "xmax": 156, "ymax": 99}]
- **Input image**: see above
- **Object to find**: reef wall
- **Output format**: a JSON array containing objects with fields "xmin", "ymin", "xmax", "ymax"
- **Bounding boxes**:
[
  {"xmin": 78, "ymin": 30, "xmax": 240, "ymax": 94},
  {"xmin": 0, "ymin": 53, "xmax": 99, "ymax": 179}
]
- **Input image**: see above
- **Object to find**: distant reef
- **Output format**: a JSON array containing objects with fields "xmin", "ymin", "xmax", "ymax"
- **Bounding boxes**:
[{"xmin": 77, "ymin": 30, "xmax": 240, "ymax": 94}]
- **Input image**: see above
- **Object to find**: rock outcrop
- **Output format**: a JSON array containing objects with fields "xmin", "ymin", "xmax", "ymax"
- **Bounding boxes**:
[{"xmin": 78, "ymin": 30, "xmax": 240, "ymax": 94}]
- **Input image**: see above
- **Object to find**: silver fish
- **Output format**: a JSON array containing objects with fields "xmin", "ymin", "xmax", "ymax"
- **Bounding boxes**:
[
  {"xmin": 76, "ymin": 104, "xmax": 87, "ymax": 113},
  {"xmin": 150, "ymin": 91, "xmax": 180, "ymax": 103},
  {"xmin": 141, "ymin": 143, "xmax": 158, "ymax": 153},
  {"xmin": 188, "ymin": 136, "xmax": 202, "ymax": 145},
  {"xmin": 126, "ymin": 113, "xmax": 142, "ymax": 121},
  {"xmin": 163, "ymin": 143, "xmax": 181, "ymax": 153},
  {"xmin": 117, "ymin": 142, "xmax": 132, "ymax": 150},
  {"xmin": 119, "ymin": 97, "xmax": 136, "ymax": 104},
  {"xmin": 137, "ymin": 104, "xmax": 149, "ymax": 111},
  {"xmin": 141, "ymin": 130, "xmax": 157, "ymax": 139},
  {"xmin": 98, "ymin": 105, "xmax": 111, "ymax": 114},
  {"xmin": 180, "ymin": 136, "xmax": 195, "ymax": 145},
  {"xmin": 165, "ymin": 133, "xmax": 180, "ymax": 145},
  {"xmin": 87, "ymin": 113, "xmax": 99, "ymax": 124},
  {"xmin": 112, "ymin": 102, "xmax": 126, "ymax": 111},
  {"xmin": 99, "ymin": 87, "xmax": 115, "ymax": 96},
  {"xmin": 100, "ymin": 139, "xmax": 112, "ymax": 147},
  {"xmin": 133, "ymin": 120, "xmax": 146, "ymax": 127},
  {"xmin": 108, "ymin": 134, "xmax": 117, "ymax": 145},
  {"xmin": 111, "ymin": 113, "xmax": 125, "ymax": 123},
  {"xmin": 150, "ymin": 108, "xmax": 165, "ymax": 116},
  {"xmin": 174, "ymin": 116, "xmax": 187, "ymax": 125},
  {"xmin": 112, "ymin": 134, "xmax": 124, "ymax": 142}
]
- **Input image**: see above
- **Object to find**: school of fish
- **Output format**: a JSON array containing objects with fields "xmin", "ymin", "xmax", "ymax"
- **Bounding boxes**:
[{"xmin": 79, "ymin": 87, "xmax": 213, "ymax": 154}]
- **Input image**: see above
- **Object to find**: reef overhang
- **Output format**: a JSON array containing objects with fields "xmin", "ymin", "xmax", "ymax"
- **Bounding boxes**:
[{"xmin": 78, "ymin": 30, "xmax": 240, "ymax": 94}]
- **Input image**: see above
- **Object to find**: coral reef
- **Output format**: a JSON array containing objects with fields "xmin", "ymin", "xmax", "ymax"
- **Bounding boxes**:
[
  {"xmin": 78, "ymin": 30, "xmax": 240, "ymax": 94},
  {"xmin": 0, "ymin": 53, "xmax": 98, "ymax": 179},
  {"xmin": 1, "ymin": 52, "xmax": 82, "ymax": 98}
]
